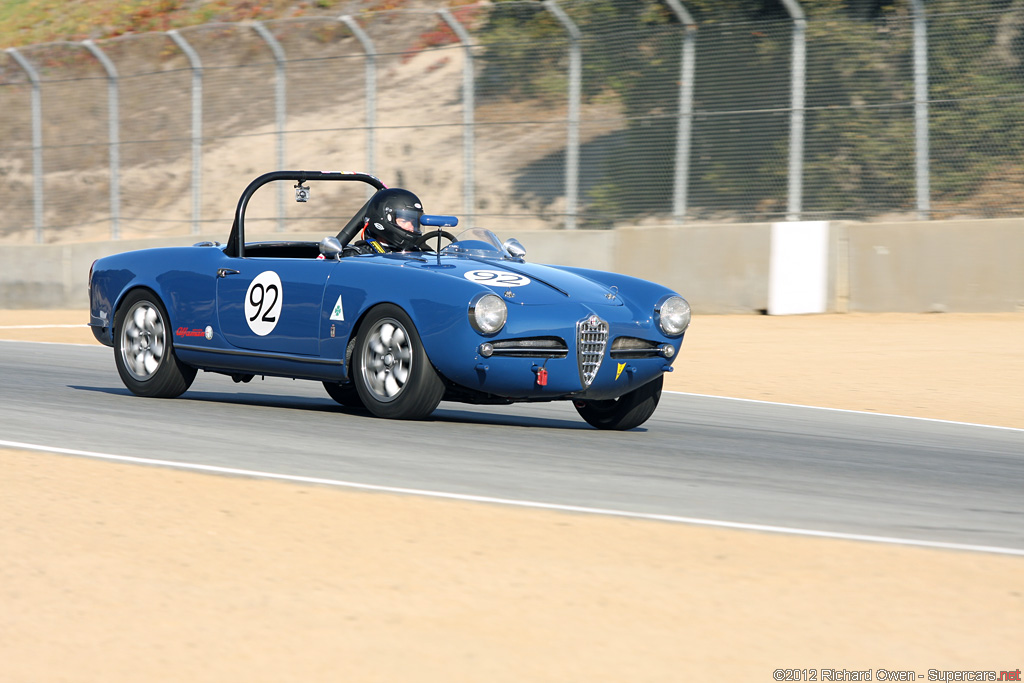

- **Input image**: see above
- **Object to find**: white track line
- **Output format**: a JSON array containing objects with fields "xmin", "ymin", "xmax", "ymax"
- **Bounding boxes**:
[
  {"xmin": 0, "ymin": 324, "xmax": 87, "ymax": 329},
  {"xmin": 0, "ymin": 339, "xmax": 99, "ymax": 347},
  {"xmin": 665, "ymin": 390, "xmax": 1024, "ymax": 433},
  {"xmin": 2, "ymin": 439, "xmax": 1022, "ymax": 557}
]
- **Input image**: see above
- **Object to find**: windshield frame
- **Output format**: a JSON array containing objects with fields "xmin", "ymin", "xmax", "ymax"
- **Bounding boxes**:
[{"xmin": 439, "ymin": 228, "xmax": 511, "ymax": 260}]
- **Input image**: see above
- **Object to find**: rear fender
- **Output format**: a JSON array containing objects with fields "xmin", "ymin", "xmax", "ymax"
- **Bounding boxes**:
[{"xmin": 92, "ymin": 247, "xmax": 223, "ymax": 346}]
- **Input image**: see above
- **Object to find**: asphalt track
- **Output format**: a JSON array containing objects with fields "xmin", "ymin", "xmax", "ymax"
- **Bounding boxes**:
[{"xmin": 2, "ymin": 340, "xmax": 1022, "ymax": 553}]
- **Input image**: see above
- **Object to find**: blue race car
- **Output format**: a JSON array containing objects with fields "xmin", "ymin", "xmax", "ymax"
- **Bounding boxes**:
[{"xmin": 88, "ymin": 171, "xmax": 690, "ymax": 430}]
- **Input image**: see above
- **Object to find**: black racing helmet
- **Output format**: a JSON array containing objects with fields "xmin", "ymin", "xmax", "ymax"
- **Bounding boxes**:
[{"xmin": 363, "ymin": 188, "xmax": 424, "ymax": 250}]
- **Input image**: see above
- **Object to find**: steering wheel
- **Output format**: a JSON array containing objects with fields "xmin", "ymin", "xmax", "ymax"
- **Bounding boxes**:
[{"xmin": 413, "ymin": 230, "xmax": 457, "ymax": 252}]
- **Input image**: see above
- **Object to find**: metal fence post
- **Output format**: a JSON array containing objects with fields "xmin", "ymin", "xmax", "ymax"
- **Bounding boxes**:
[
  {"xmin": 438, "ymin": 9, "xmax": 476, "ymax": 225},
  {"xmin": 663, "ymin": 1, "xmax": 696, "ymax": 225},
  {"xmin": 6, "ymin": 48, "xmax": 45, "ymax": 244},
  {"xmin": 167, "ymin": 30, "xmax": 204, "ymax": 235},
  {"xmin": 780, "ymin": 0, "xmax": 806, "ymax": 222},
  {"xmin": 82, "ymin": 40, "xmax": 121, "ymax": 240},
  {"xmin": 253, "ymin": 22, "xmax": 287, "ymax": 232},
  {"xmin": 340, "ymin": 15, "xmax": 376, "ymax": 181},
  {"xmin": 545, "ymin": 0, "xmax": 581, "ymax": 230},
  {"xmin": 912, "ymin": 0, "xmax": 930, "ymax": 219}
]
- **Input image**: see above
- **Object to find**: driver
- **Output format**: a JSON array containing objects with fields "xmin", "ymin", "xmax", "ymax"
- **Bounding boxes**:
[{"xmin": 343, "ymin": 188, "xmax": 425, "ymax": 256}]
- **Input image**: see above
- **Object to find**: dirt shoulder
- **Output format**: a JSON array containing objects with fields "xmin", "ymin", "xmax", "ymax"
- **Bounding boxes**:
[
  {"xmin": 674, "ymin": 312, "xmax": 1024, "ymax": 430},
  {"xmin": 1, "ymin": 311, "xmax": 1022, "ymax": 681}
]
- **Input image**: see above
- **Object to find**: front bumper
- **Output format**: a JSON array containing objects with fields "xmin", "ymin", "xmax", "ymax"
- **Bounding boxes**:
[{"xmin": 433, "ymin": 306, "xmax": 682, "ymax": 401}]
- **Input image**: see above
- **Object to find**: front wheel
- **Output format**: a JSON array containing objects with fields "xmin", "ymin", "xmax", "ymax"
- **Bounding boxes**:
[
  {"xmin": 113, "ymin": 290, "xmax": 196, "ymax": 398},
  {"xmin": 573, "ymin": 375, "xmax": 663, "ymax": 430},
  {"xmin": 352, "ymin": 304, "xmax": 443, "ymax": 419},
  {"xmin": 322, "ymin": 381, "xmax": 364, "ymax": 409}
]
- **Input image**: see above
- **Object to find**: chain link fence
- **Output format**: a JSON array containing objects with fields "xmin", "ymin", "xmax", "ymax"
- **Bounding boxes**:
[{"xmin": 1, "ymin": 0, "xmax": 1022, "ymax": 244}]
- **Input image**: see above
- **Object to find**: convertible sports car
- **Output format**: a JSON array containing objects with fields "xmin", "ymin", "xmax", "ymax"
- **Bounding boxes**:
[{"xmin": 88, "ymin": 171, "xmax": 690, "ymax": 430}]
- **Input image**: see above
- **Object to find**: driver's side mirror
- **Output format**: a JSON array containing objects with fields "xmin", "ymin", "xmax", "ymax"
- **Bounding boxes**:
[
  {"xmin": 319, "ymin": 236, "xmax": 343, "ymax": 261},
  {"xmin": 503, "ymin": 238, "xmax": 526, "ymax": 261}
]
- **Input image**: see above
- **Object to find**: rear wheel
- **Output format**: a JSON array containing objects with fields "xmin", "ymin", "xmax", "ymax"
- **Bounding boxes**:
[
  {"xmin": 353, "ymin": 304, "xmax": 443, "ymax": 420},
  {"xmin": 573, "ymin": 375, "xmax": 663, "ymax": 430},
  {"xmin": 113, "ymin": 290, "xmax": 196, "ymax": 398}
]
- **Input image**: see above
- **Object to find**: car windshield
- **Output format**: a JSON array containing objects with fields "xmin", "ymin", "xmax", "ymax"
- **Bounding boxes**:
[{"xmin": 439, "ymin": 228, "xmax": 509, "ymax": 259}]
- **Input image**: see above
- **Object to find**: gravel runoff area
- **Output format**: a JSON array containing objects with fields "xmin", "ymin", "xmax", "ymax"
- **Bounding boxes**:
[{"xmin": 1, "ymin": 310, "xmax": 1022, "ymax": 681}]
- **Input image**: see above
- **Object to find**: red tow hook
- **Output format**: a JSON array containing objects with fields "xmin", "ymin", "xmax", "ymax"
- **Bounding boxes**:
[{"xmin": 534, "ymin": 366, "xmax": 548, "ymax": 387}]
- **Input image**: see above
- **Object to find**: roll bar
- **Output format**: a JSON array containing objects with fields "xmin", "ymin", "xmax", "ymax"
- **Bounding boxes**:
[{"xmin": 225, "ymin": 171, "xmax": 386, "ymax": 257}]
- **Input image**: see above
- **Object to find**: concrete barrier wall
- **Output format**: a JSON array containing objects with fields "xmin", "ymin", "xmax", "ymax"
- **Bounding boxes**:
[
  {"xmin": 0, "ymin": 236, "xmax": 213, "ymax": 310},
  {"xmin": 2, "ymin": 219, "xmax": 1022, "ymax": 312},
  {"xmin": 614, "ymin": 224, "xmax": 772, "ymax": 314},
  {"xmin": 520, "ymin": 223, "xmax": 773, "ymax": 314},
  {"xmin": 838, "ymin": 219, "xmax": 1024, "ymax": 313}
]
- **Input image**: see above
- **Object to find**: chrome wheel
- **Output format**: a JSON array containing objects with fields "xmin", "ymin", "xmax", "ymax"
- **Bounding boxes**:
[
  {"xmin": 359, "ymin": 317, "xmax": 413, "ymax": 402},
  {"xmin": 119, "ymin": 301, "xmax": 167, "ymax": 382},
  {"xmin": 352, "ymin": 305, "xmax": 443, "ymax": 419},
  {"xmin": 113, "ymin": 290, "xmax": 195, "ymax": 398}
]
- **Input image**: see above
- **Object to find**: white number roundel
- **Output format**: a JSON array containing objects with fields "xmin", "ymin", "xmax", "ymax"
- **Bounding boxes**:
[
  {"xmin": 464, "ymin": 270, "xmax": 531, "ymax": 287},
  {"xmin": 245, "ymin": 271, "xmax": 283, "ymax": 336}
]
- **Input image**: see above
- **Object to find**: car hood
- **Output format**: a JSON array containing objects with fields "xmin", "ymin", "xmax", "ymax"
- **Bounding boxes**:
[{"xmin": 407, "ymin": 256, "xmax": 623, "ymax": 306}]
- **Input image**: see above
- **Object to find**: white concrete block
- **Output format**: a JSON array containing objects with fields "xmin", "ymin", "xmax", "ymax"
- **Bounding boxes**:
[{"xmin": 768, "ymin": 221, "xmax": 830, "ymax": 315}]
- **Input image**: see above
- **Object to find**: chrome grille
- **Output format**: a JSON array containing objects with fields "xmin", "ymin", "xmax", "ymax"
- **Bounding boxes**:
[{"xmin": 576, "ymin": 314, "xmax": 608, "ymax": 388}]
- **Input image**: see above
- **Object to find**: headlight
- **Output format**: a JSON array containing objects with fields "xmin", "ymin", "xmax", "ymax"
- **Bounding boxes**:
[
  {"xmin": 469, "ymin": 293, "xmax": 507, "ymax": 335},
  {"xmin": 655, "ymin": 295, "xmax": 690, "ymax": 336}
]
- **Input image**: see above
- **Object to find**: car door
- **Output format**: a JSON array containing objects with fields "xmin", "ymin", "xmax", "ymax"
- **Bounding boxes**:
[{"xmin": 215, "ymin": 258, "xmax": 333, "ymax": 356}]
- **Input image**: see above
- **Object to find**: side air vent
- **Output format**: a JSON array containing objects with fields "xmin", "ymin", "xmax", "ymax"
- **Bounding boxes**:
[
  {"xmin": 577, "ymin": 314, "xmax": 608, "ymax": 387},
  {"xmin": 489, "ymin": 337, "xmax": 568, "ymax": 358},
  {"xmin": 610, "ymin": 337, "xmax": 662, "ymax": 359}
]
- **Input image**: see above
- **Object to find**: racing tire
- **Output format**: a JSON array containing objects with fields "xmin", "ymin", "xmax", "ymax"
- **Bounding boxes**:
[
  {"xmin": 322, "ymin": 381, "xmax": 364, "ymax": 408},
  {"xmin": 352, "ymin": 304, "xmax": 444, "ymax": 420},
  {"xmin": 113, "ymin": 289, "xmax": 197, "ymax": 398},
  {"xmin": 573, "ymin": 375, "xmax": 663, "ymax": 431}
]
